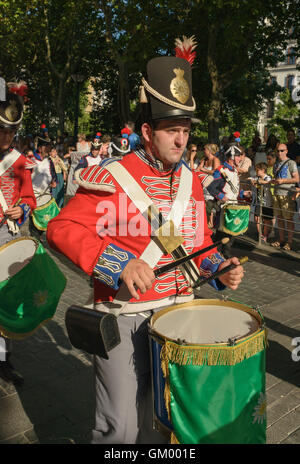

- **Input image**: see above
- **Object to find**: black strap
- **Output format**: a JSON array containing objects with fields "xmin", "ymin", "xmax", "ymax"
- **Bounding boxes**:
[{"xmin": 274, "ymin": 159, "xmax": 290, "ymax": 178}]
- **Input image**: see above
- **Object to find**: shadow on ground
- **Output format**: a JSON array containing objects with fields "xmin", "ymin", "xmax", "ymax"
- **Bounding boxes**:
[{"xmin": 0, "ymin": 320, "xmax": 94, "ymax": 444}]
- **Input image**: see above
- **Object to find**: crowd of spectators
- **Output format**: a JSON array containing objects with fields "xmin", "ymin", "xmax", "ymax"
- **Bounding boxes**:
[
  {"xmin": 187, "ymin": 129, "xmax": 300, "ymax": 251},
  {"xmin": 12, "ymin": 124, "xmax": 300, "ymax": 251}
]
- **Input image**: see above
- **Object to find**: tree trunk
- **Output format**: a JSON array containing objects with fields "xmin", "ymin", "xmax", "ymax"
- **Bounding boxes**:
[
  {"xmin": 117, "ymin": 59, "xmax": 130, "ymax": 126},
  {"xmin": 207, "ymin": 88, "xmax": 222, "ymax": 143},
  {"xmin": 207, "ymin": 25, "xmax": 222, "ymax": 144},
  {"xmin": 56, "ymin": 76, "xmax": 65, "ymax": 136}
]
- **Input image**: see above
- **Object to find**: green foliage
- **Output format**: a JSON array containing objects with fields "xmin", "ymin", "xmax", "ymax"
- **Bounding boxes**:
[
  {"xmin": 267, "ymin": 89, "xmax": 300, "ymax": 141},
  {"xmin": 0, "ymin": 0, "xmax": 298, "ymax": 141}
]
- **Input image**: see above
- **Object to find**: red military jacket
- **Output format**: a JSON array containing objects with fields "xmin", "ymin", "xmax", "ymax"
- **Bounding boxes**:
[
  {"xmin": 47, "ymin": 150, "xmax": 225, "ymax": 311},
  {"xmin": 0, "ymin": 148, "xmax": 36, "ymax": 225}
]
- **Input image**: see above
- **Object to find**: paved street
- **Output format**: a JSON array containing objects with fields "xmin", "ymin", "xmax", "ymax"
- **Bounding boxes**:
[{"xmin": 0, "ymin": 235, "xmax": 299, "ymax": 445}]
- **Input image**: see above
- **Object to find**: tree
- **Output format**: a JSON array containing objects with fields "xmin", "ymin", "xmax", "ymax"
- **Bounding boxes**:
[
  {"xmin": 0, "ymin": 0, "xmax": 104, "ymax": 135},
  {"xmin": 184, "ymin": 0, "xmax": 294, "ymax": 142},
  {"xmin": 267, "ymin": 89, "xmax": 300, "ymax": 141}
]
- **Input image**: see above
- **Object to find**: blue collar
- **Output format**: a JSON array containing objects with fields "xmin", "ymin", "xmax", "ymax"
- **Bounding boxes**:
[
  {"xmin": 33, "ymin": 151, "xmax": 42, "ymax": 161},
  {"xmin": 223, "ymin": 161, "xmax": 235, "ymax": 172}
]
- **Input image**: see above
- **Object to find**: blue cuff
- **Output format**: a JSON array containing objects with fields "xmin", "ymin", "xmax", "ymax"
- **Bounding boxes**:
[
  {"xmin": 93, "ymin": 243, "xmax": 136, "ymax": 290},
  {"xmin": 199, "ymin": 252, "xmax": 226, "ymax": 291},
  {"xmin": 218, "ymin": 192, "xmax": 225, "ymax": 200},
  {"xmin": 17, "ymin": 203, "xmax": 31, "ymax": 226}
]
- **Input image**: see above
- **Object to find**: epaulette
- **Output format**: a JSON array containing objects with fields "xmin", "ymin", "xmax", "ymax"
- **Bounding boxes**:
[
  {"xmin": 100, "ymin": 156, "xmax": 123, "ymax": 167},
  {"xmin": 74, "ymin": 165, "xmax": 116, "ymax": 192}
]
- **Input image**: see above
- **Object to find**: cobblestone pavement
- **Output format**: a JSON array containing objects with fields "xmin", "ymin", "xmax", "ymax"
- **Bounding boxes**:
[{"xmin": 0, "ymin": 233, "xmax": 299, "ymax": 444}]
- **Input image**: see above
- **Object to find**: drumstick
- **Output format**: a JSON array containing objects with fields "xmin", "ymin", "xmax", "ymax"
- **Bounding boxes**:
[
  {"xmin": 154, "ymin": 238, "xmax": 230, "ymax": 277},
  {"xmin": 13, "ymin": 198, "xmax": 22, "ymax": 207},
  {"xmin": 192, "ymin": 256, "xmax": 248, "ymax": 288}
]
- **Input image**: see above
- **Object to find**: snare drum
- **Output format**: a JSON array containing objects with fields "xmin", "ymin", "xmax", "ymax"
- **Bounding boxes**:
[
  {"xmin": 149, "ymin": 299, "xmax": 267, "ymax": 444},
  {"xmin": 0, "ymin": 237, "xmax": 66, "ymax": 339},
  {"xmin": 219, "ymin": 203, "xmax": 250, "ymax": 236},
  {"xmin": 32, "ymin": 193, "xmax": 60, "ymax": 231}
]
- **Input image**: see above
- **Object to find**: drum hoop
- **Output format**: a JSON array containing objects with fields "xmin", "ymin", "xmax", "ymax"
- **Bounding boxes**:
[
  {"xmin": 150, "ymin": 298, "xmax": 263, "ymax": 347},
  {"xmin": 34, "ymin": 196, "xmax": 58, "ymax": 211},
  {"xmin": 224, "ymin": 204, "xmax": 250, "ymax": 210},
  {"xmin": 0, "ymin": 235, "xmax": 39, "ymax": 256}
]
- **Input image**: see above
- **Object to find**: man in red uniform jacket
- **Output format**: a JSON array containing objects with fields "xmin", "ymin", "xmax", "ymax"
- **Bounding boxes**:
[
  {"xmin": 0, "ymin": 81, "xmax": 36, "ymax": 385},
  {"xmin": 47, "ymin": 56, "xmax": 244, "ymax": 443}
]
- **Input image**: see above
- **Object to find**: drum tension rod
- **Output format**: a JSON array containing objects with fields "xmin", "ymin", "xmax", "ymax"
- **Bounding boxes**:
[{"xmin": 176, "ymin": 338, "xmax": 188, "ymax": 345}]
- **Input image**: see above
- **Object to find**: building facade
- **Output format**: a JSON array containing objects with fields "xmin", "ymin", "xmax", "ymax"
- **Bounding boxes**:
[{"xmin": 258, "ymin": 43, "xmax": 300, "ymax": 142}]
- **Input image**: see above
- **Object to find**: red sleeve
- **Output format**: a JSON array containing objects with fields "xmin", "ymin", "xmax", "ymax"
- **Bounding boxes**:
[
  {"xmin": 47, "ymin": 188, "xmax": 115, "ymax": 276},
  {"xmin": 19, "ymin": 167, "xmax": 36, "ymax": 211}
]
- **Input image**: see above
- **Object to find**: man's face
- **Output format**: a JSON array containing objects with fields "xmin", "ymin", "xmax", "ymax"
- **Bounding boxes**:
[
  {"xmin": 0, "ymin": 128, "xmax": 16, "ymax": 151},
  {"xmin": 91, "ymin": 148, "xmax": 100, "ymax": 158},
  {"xmin": 233, "ymin": 154, "xmax": 242, "ymax": 167},
  {"xmin": 287, "ymin": 131, "xmax": 295, "ymax": 144},
  {"xmin": 143, "ymin": 119, "xmax": 191, "ymax": 168},
  {"xmin": 102, "ymin": 142, "xmax": 110, "ymax": 155},
  {"xmin": 277, "ymin": 144, "xmax": 288, "ymax": 161}
]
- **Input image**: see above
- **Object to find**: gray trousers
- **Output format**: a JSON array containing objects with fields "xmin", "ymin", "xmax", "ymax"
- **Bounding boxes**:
[{"xmin": 92, "ymin": 310, "xmax": 168, "ymax": 444}]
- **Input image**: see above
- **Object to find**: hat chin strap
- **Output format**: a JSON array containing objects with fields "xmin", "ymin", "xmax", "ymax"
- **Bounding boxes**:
[
  {"xmin": 140, "ymin": 77, "xmax": 196, "ymax": 112},
  {"xmin": 0, "ymin": 112, "xmax": 23, "ymax": 127}
]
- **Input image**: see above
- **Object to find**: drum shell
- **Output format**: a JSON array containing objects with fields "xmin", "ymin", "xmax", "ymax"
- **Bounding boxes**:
[
  {"xmin": 148, "ymin": 299, "xmax": 267, "ymax": 444},
  {"xmin": 32, "ymin": 195, "xmax": 60, "ymax": 231},
  {"xmin": 0, "ymin": 237, "xmax": 66, "ymax": 338},
  {"xmin": 219, "ymin": 203, "xmax": 250, "ymax": 236}
]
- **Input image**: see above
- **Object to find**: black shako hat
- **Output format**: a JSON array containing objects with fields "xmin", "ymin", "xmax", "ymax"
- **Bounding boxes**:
[
  {"xmin": 91, "ymin": 140, "xmax": 102, "ymax": 150},
  {"xmin": 0, "ymin": 85, "xmax": 24, "ymax": 131},
  {"xmin": 110, "ymin": 136, "xmax": 130, "ymax": 156},
  {"xmin": 36, "ymin": 136, "xmax": 51, "ymax": 147},
  {"xmin": 140, "ymin": 56, "xmax": 196, "ymax": 121}
]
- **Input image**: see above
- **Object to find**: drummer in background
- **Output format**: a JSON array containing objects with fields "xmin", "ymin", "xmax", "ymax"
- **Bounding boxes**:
[
  {"xmin": 29, "ymin": 139, "xmax": 57, "ymax": 241},
  {"xmin": 207, "ymin": 143, "xmax": 251, "ymax": 257},
  {"xmin": 74, "ymin": 139, "xmax": 102, "ymax": 172},
  {"xmin": 49, "ymin": 146, "xmax": 68, "ymax": 208},
  {"xmin": 0, "ymin": 81, "xmax": 36, "ymax": 385},
  {"xmin": 47, "ymin": 45, "xmax": 245, "ymax": 444}
]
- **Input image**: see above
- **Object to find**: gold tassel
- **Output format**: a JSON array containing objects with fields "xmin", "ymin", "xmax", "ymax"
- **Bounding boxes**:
[
  {"xmin": 160, "ymin": 344, "xmax": 172, "ymax": 420},
  {"xmin": 139, "ymin": 85, "xmax": 148, "ymax": 103},
  {"xmin": 171, "ymin": 432, "xmax": 180, "ymax": 444},
  {"xmin": 163, "ymin": 329, "xmax": 267, "ymax": 367}
]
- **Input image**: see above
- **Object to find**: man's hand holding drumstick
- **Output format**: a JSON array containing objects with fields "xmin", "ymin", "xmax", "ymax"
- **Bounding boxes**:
[
  {"xmin": 3, "ymin": 198, "xmax": 23, "ymax": 221},
  {"xmin": 120, "ymin": 238, "xmax": 245, "ymax": 299}
]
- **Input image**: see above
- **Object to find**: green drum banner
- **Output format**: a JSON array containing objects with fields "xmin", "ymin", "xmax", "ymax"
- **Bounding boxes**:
[
  {"xmin": 0, "ymin": 242, "xmax": 66, "ymax": 339},
  {"xmin": 220, "ymin": 204, "xmax": 250, "ymax": 236},
  {"xmin": 32, "ymin": 197, "xmax": 60, "ymax": 231},
  {"xmin": 161, "ymin": 330, "xmax": 267, "ymax": 444}
]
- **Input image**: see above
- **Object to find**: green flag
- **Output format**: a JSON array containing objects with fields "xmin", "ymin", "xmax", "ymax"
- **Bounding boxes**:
[
  {"xmin": 161, "ymin": 331, "xmax": 267, "ymax": 444},
  {"xmin": 32, "ymin": 197, "xmax": 60, "ymax": 231},
  {"xmin": 220, "ymin": 204, "xmax": 250, "ymax": 236},
  {"xmin": 0, "ymin": 242, "xmax": 66, "ymax": 338}
]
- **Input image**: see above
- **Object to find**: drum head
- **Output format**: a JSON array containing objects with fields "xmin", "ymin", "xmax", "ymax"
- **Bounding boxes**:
[
  {"xmin": 0, "ymin": 237, "xmax": 37, "ymax": 281},
  {"xmin": 152, "ymin": 301, "xmax": 260, "ymax": 344},
  {"xmin": 36, "ymin": 193, "xmax": 52, "ymax": 207}
]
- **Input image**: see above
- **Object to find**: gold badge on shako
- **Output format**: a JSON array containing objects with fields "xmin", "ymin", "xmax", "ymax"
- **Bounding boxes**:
[
  {"xmin": 170, "ymin": 68, "xmax": 190, "ymax": 104},
  {"xmin": 5, "ymin": 100, "xmax": 18, "ymax": 122}
]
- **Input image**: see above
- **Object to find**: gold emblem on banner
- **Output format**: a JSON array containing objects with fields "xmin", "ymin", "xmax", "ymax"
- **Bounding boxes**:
[
  {"xmin": 5, "ymin": 100, "xmax": 18, "ymax": 122},
  {"xmin": 170, "ymin": 68, "xmax": 190, "ymax": 104}
]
